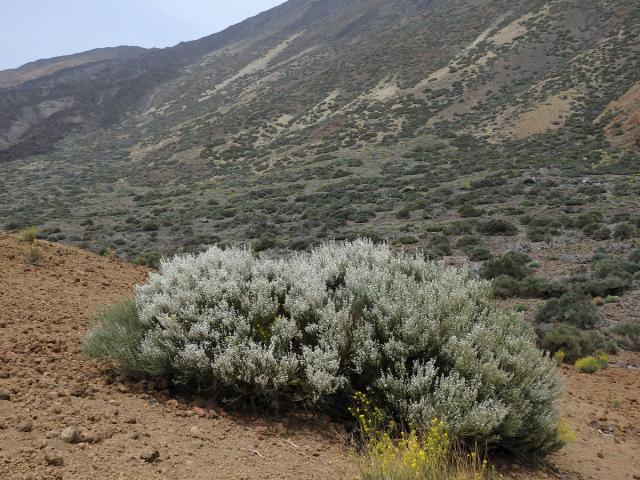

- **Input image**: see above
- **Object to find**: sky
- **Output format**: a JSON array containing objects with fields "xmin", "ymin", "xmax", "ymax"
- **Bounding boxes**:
[{"xmin": 0, "ymin": 0, "xmax": 287, "ymax": 70}]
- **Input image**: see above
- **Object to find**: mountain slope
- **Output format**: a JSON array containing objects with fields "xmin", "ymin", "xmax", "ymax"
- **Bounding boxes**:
[
  {"xmin": 0, "ymin": 46, "xmax": 147, "ymax": 88},
  {"xmin": 1, "ymin": 0, "xmax": 640, "ymax": 257}
]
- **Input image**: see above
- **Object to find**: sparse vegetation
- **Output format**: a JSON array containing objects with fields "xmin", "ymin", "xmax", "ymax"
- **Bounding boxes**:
[
  {"xmin": 132, "ymin": 251, "xmax": 162, "ymax": 269},
  {"xmin": 24, "ymin": 245, "xmax": 42, "ymax": 266},
  {"xmin": 353, "ymin": 393, "xmax": 499, "ymax": 480},
  {"xmin": 478, "ymin": 220, "xmax": 518, "ymax": 237},
  {"xmin": 536, "ymin": 292, "xmax": 601, "ymax": 329},
  {"xmin": 20, "ymin": 227, "xmax": 39, "ymax": 243},
  {"xmin": 536, "ymin": 324, "xmax": 612, "ymax": 362},
  {"xmin": 575, "ymin": 354, "xmax": 608, "ymax": 374},
  {"xmin": 612, "ymin": 322, "xmax": 640, "ymax": 351},
  {"xmin": 480, "ymin": 252, "xmax": 532, "ymax": 281}
]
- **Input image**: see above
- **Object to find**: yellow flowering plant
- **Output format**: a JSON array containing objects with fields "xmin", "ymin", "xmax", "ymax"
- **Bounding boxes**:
[{"xmin": 353, "ymin": 392, "xmax": 501, "ymax": 480}]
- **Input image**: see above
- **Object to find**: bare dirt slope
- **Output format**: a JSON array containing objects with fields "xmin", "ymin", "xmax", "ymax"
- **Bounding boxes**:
[
  {"xmin": 0, "ymin": 233, "xmax": 355, "ymax": 480},
  {"xmin": 0, "ymin": 233, "xmax": 639, "ymax": 480}
]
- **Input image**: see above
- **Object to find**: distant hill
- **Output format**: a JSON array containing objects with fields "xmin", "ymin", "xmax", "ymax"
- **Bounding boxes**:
[
  {"xmin": 1, "ymin": 0, "xmax": 639, "ymax": 257},
  {"xmin": 0, "ymin": 46, "xmax": 148, "ymax": 88}
]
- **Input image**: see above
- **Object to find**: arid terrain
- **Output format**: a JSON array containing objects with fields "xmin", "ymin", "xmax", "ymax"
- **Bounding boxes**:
[
  {"xmin": 1, "ymin": 1, "xmax": 640, "ymax": 477},
  {"xmin": 1, "ymin": 233, "xmax": 638, "ymax": 480}
]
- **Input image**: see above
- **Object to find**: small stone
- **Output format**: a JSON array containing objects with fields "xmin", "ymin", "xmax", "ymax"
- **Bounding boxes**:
[
  {"xmin": 70, "ymin": 385, "xmax": 86, "ymax": 397},
  {"xmin": 166, "ymin": 399, "xmax": 178, "ymax": 408},
  {"xmin": 17, "ymin": 420, "xmax": 33, "ymax": 432},
  {"xmin": 140, "ymin": 448, "xmax": 160, "ymax": 463},
  {"xmin": 45, "ymin": 451, "xmax": 64, "ymax": 466},
  {"xmin": 192, "ymin": 407, "xmax": 206, "ymax": 418},
  {"xmin": 60, "ymin": 426, "xmax": 82, "ymax": 444},
  {"xmin": 0, "ymin": 389, "xmax": 10, "ymax": 401},
  {"xmin": 597, "ymin": 451, "xmax": 604, "ymax": 459}
]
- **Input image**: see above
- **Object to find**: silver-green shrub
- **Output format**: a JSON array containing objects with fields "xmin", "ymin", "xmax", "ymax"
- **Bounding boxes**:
[{"xmin": 86, "ymin": 240, "xmax": 562, "ymax": 456}]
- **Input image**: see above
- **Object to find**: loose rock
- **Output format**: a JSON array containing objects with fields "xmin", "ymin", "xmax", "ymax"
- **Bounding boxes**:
[
  {"xmin": 17, "ymin": 420, "xmax": 33, "ymax": 432},
  {"xmin": 140, "ymin": 448, "xmax": 160, "ymax": 463},
  {"xmin": 60, "ymin": 426, "xmax": 82, "ymax": 444},
  {"xmin": 45, "ymin": 451, "xmax": 64, "ymax": 467}
]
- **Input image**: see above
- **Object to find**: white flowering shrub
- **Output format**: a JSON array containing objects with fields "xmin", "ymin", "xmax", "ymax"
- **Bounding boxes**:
[{"xmin": 86, "ymin": 240, "xmax": 562, "ymax": 456}]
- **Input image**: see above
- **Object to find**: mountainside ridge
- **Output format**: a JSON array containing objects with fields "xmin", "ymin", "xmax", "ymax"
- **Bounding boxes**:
[{"xmin": 1, "ymin": 0, "xmax": 640, "ymax": 258}]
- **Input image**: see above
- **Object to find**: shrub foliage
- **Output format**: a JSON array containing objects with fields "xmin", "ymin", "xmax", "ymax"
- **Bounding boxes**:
[{"xmin": 85, "ymin": 240, "xmax": 562, "ymax": 456}]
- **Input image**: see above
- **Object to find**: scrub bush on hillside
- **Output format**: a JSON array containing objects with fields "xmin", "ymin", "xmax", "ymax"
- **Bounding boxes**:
[{"xmin": 86, "ymin": 240, "xmax": 562, "ymax": 458}]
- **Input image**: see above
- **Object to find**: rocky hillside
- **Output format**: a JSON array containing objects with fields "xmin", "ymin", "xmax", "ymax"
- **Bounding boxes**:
[
  {"xmin": 1, "ymin": 0, "xmax": 640, "ymax": 258},
  {"xmin": 1, "ymin": 232, "xmax": 639, "ymax": 479}
]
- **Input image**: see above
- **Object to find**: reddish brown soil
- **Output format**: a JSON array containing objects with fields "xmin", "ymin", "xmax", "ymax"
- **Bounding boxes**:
[
  {"xmin": 0, "ymin": 233, "xmax": 355, "ymax": 480},
  {"xmin": 1, "ymin": 232, "xmax": 638, "ymax": 480}
]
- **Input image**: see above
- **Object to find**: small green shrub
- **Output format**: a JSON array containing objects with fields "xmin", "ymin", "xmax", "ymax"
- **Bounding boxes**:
[
  {"xmin": 581, "ymin": 276, "xmax": 631, "ymax": 297},
  {"xmin": 467, "ymin": 246, "xmax": 492, "ymax": 261},
  {"xmin": 480, "ymin": 252, "xmax": 532, "ymax": 280},
  {"xmin": 613, "ymin": 222, "xmax": 636, "ymax": 240},
  {"xmin": 478, "ymin": 219, "xmax": 518, "ymax": 236},
  {"xmin": 536, "ymin": 323, "xmax": 612, "ymax": 362},
  {"xmin": 528, "ymin": 227, "xmax": 552, "ymax": 243},
  {"xmin": 523, "ymin": 278, "xmax": 568, "ymax": 299},
  {"xmin": 458, "ymin": 205, "xmax": 483, "ymax": 218},
  {"xmin": 535, "ymin": 291, "xmax": 601, "ymax": 329},
  {"xmin": 456, "ymin": 235, "xmax": 482, "ymax": 250},
  {"xmin": 612, "ymin": 322, "xmax": 640, "ymax": 351},
  {"xmin": 592, "ymin": 258, "xmax": 637, "ymax": 279},
  {"xmin": 142, "ymin": 222, "xmax": 159, "ymax": 232},
  {"xmin": 590, "ymin": 227, "xmax": 611, "ymax": 241},
  {"xmin": 492, "ymin": 275, "xmax": 524, "ymax": 298},
  {"xmin": 24, "ymin": 245, "xmax": 43, "ymax": 266},
  {"xmin": 442, "ymin": 221, "xmax": 474, "ymax": 236},
  {"xmin": 396, "ymin": 235, "xmax": 419, "ymax": 245},
  {"xmin": 289, "ymin": 238, "xmax": 312, "ymax": 251},
  {"xmin": 133, "ymin": 251, "xmax": 162, "ymax": 269},
  {"xmin": 20, "ymin": 227, "xmax": 39, "ymax": 243},
  {"xmin": 429, "ymin": 235, "xmax": 451, "ymax": 255},
  {"xmin": 575, "ymin": 212, "xmax": 603, "ymax": 229},
  {"xmin": 396, "ymin": 207, "xmax": 411, "ymax": 219},
  {"xmin": 98, "ymin": 246, "xmax": 117, "ymax": 258},
  {"xmin": 553, "ymin": 350, "xmax": 565, "ymax": 365},
  {"xmin": 253, "ymin": 234, "xmax": 279, "ymax": 252},
  {"xmin": 582, "ymin": 223, "xmax": 600, "ymax": 237},
  {"xmin": 575, "ymin": 354, "xmax": 608, "ymax": 374}
]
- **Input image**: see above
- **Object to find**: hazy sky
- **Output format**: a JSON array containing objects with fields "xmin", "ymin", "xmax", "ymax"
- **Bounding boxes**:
[{"xmin": 0, "ymin": 0, "xmax": 287, "ymax": 70}]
